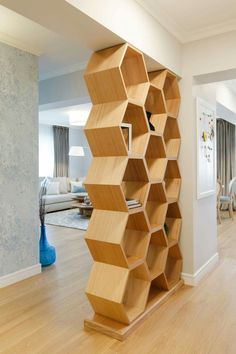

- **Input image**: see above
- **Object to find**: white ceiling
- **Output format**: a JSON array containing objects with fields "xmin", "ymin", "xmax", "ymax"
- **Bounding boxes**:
[
  {"xmin": 1, "ymin": 0, "xmax": 236, "ymax": 80},
  {"xmin": 39, "ymin": 103, "xmax": 92, "ymax": 127},
  {"xmin": 136, "ymin": 0, "xmax": 236, "ymax": 42}
]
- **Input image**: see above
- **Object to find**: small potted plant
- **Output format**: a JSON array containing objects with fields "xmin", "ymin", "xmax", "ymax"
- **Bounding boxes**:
[{"xmin": 39, "ymin": 178, "xmax": 56, "ymax": 266}]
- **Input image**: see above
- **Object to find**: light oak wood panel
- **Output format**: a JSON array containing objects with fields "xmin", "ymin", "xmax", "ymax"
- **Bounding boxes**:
[
  {"xmin": 164, "ymin": 160, "xmax": 181, "ymax": 202},
  {"xmin": 164, "ymin": 116, "xmax": 181, "ymax": 159},
  {"xmin": 165, "ymin": 244, "xmax": 183, "ymax": 289},
  {"xmin": 145, "ymin": 84, "xmax": 166, "ymax": 114},
  {"xmin": 85, "ymin": 43, "xmax": 149, "ymax": 104},
  {"xmin": 85, "ymin": 101, "xmax": 150, "ymax": 157},
  {"xmin": 86, "ymin": 210, "xmax": 150, "ymax": 268},
  {"xmin": 145, "ymin": 183, "xmax": 168, "ymax": 230},
  {"xmin": 149, "ymin": 70, "xmax": 181, "ymax": 118},
  {"xmin": 145, "ymin": 134, "xmax": 167, "ymax": 181},
  {"xmin": 146, "ymin": 230, "xmax": 168, "ymax": 280},
  {"xmin": 150, "ymin": 113, "xmax": 167, "ymax": 135}
]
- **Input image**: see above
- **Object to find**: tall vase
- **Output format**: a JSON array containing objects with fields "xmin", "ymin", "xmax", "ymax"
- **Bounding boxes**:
[{"xmin": 40, "ymin": 224, "xmax": 56, "ymax": 267}]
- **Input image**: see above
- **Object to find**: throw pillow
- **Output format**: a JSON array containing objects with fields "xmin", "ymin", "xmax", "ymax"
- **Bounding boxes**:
[
  {"xmin": 46, "ymin": 182, "xmax": 60, "ymax": 195},
  {"xmin": 52, "ymin": 177, "xmax": 68, "ymax": 194},
  {"xmin": 70, "ymin": 181, "xmax": 86, "ymax": 193}
]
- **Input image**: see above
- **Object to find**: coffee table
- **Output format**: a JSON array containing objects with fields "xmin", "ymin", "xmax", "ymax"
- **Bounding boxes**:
[{"xmin": 78, "ymin": 203, "xmax": 93, "ymax": 217}]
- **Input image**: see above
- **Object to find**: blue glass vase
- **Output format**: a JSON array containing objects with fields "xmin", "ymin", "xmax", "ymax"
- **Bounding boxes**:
[{"xmin": 40, "ymin": 225, "xmax": 56, "ymax": 267}]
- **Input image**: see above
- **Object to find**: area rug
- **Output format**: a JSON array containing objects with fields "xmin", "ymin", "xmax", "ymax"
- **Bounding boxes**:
[{"xmin": 45, "ymin": 208, "xmax": 89, "ymax": 230}]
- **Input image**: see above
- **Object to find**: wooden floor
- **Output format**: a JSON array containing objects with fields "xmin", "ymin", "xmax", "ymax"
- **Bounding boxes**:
[{"xmin": 1, "ymin": 212, "xmax": 236, "ymax": 353}]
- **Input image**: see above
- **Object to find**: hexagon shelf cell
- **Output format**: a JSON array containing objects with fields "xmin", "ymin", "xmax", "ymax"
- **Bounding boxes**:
[
  {"xmin": 146, "ymin": 229, "xmax": 168, "ymax": 280},
  {"xmin": 164, "ymin": 160, "xmax": 181, "ymax": 203},
  {"xmin": 122, "ymin": 264, "xmax": 151, "ymax": 323},
  {"xmin": 146, "ymin": 273, "xmax": 169, "ymax": 308},
  {"xmin": 85, "ymin": 101, "xmax": 149, "ymax": 157},
  {"xmin": 86, "ymin": 262, "xmax": 150, "ymax": 324},
  {"xmin": 145, "ymin": 134, "xmax": 167, "ymax": 181},
  {"xmin": 165, "ymin": 244, "xmax": 183, "ymax": 289},
  {"xmin": 122, "ymin": 158, "xmax": 150, "ymax": 209},
  {"xmin": 122, "ymin": 103, "xmax": 149, "ymax": 156},
  {"xmin": 164, "ymin": 117, "xmax": 181, "ymax": 159},
  {"xmin": 84, "ymin": 43, "xmax": 149, "ymax": 105},
  {"xmin": 145, "ymin": 84, "xmax": 166, "ymax": 132},
  {"xmin": 85, "ymin": 156, "xmax": 129, "ymax": 211},
  {"xmin": 150, "ymin": 113, "xmax": 167, "ymax": 135},
  {"xmin": 145, "ymin": 183, "xmax": 168, "ymax": 231},
  {"xmin": 165, "ymin": 202, "xmax": 182, "ymax": 247},
  {"xmin": 149, "ymin": 70, "xmax": 180, "ymax": 118},
  {"xmin": 85, "ymin": 209, "xmax": 150, "ymax": 268}
]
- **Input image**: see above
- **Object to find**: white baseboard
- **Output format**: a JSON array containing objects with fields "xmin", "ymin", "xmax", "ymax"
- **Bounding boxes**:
[
  {"xmin": 181, "ymin": 253, "xmax": 219, "ymax": 286},
  {"xmin": 0, "ymin": 264, "xmax": 41, "ymax": 288}
]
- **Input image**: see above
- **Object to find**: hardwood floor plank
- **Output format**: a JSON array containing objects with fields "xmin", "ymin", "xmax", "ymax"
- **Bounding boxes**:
[{"xmin": 0, "ymin": 215, "xmax": 236, "ymax": 353}]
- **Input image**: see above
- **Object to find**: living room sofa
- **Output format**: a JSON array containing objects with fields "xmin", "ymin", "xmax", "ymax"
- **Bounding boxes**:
[{"xmin": 39, "ymin": 177, "xmax": 87, "ymax": 212}]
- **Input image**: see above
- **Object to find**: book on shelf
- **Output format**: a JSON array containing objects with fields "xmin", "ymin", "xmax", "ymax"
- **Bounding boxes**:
[
  {"xmin": 128, "ymin": 203, "xmax": 142, "ymax": 209},
  {"xmin": 126, "ymin": 198, "xmax": 140, "ymax": 205},
  {"xmin": 126, "ymin": 198, "xmax": 141, "ymax": 209}
]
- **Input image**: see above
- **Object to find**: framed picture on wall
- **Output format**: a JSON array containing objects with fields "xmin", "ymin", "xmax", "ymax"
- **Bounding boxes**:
[{"xmin": 196, "ymin": 97, "xmax": 216, "ymax": 199}]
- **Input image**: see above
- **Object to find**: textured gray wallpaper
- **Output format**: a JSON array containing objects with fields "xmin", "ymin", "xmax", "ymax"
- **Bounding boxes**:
[{"xmin": 0, "ymin": 42, "xmax": 39, "ymax": 277}]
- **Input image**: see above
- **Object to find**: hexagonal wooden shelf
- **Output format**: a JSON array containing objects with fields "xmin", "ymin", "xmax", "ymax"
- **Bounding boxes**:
[
  {"xmin": 146, "ymin": 229, "xmax": 168, "ymax": 280},
  {"xmin": 86, "ymin": 209, "xmax": 150, "ymax": 268},
  {"xmin": 122, "ymin": 158, "xmax": 150, "ymax": 207},
  {"xmin": 145, "ymin": 134, "xmax": 167, "ymax": 181},
  {"xmin": 86, "ymin": 262, "xmax": 150, "ymax": 324},
  {"xmin": 164, "ymin": 160, "xmax": 181, "ymax": 203},
  {"xmin": 84, "ymin": 43, "xmax": 183, "ymax": 340},
  {"xmin": 149, "ymin": 70, "xmax": 180, "ymax": 118},
  {"xmin": 85, "ymin": 43, "xmax": 149, "ymax": 105},
  {"xmin": 164, "ymin": 117, "xmax": 181, "ymax": 159},
  {"xmin": 165, "ymin": 244, "xmax": 183, "ymax": 289},
  {"xmin": 85, "ymin": 101, "xmax": 149, "ymax": 157},
  {"xmin": 165, "ymin": 202, "xmax": 182, "ymax": 247},
  {"xmin": 145, "ymin": 183, "xmax": 168, "ymax": 231}
]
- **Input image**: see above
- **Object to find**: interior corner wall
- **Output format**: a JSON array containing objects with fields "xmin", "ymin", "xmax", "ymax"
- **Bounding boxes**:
[
  {"xmin": 39, "ymin": 69, "xmax": 89, "ymax": 108},
  {"xmin": 0, "ymin": 42, "xmax": 39, "ymax": 277},
  {"xmin": 180, "ymin": 31, "xmax": 236, "ymax": 275}
]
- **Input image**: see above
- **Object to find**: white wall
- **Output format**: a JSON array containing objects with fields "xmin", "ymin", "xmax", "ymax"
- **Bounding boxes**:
[
  {"xmin": 69, "ymin": 128, "xmax": 92, "ymax": 178},
  {"xmin": 180, "ymin": 31, "xmax": 236, "ymax": 276},
  {"xmin": 39, "ymin": 70, "xmax": 89, "ymax": 108},
  {"xmin": 66, "ymin": 0, "xmax": 182, "ymax": 75},
  {"xmin": 39, "ymin": 123, "xmax": 91, "ymax": 178},
  {"xmin": 39, "ymin": 124, "xmax": 54, "ymax": 177}
]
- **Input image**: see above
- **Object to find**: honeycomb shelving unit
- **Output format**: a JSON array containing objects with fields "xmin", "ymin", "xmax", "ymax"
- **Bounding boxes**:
[{"xmin": 84, "ymin": 43, "xmax": 183, "ymax": 340}]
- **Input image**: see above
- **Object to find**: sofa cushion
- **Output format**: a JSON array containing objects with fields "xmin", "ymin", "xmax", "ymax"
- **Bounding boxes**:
[
  {"xmin": 46, "ymin": 182, "xmax": 60, "ymax": 195},
  {"xmin": 51, "ymin": 177, "xmax": 68, "ymax": 194},
  {"xmin": 44, "ymin": 193, "xmax": 73, "ymax": 205},
  {"xmin": 70, "ymin": 181, "xmax": 86, "ymax": 193}
]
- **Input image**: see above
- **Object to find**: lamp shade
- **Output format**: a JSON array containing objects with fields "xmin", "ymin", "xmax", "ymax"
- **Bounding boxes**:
[{"xmin": 68, "ymin": 146, "xmax": 85, "ymax": 156}]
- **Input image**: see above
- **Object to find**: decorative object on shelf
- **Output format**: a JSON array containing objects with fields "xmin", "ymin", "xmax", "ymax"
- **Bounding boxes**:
[
  {"xmin": 146, "ymin": 111, "xmax": 155, "ymax": 131},
  {"xmin": 121, "ymin": 123, "xmax": 132, "ymax": 154},
  {"xmin": 83, "ymin": 43, "xmax": 182, "ymax": 340},
  {"xmin": 39, "ymin": 179, "xmax": 56, "ymax": 267},
  {"xmin": 196, "ymin": 97, "xmax": 216, "ymax": 199}
]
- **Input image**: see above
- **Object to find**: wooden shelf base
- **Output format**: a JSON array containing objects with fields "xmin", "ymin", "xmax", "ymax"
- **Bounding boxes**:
[{"xmin": 84, "ymin": 279, "xmax": 183, "ymax": 341}]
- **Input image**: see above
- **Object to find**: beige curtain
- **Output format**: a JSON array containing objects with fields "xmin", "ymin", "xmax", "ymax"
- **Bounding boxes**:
[
  {"xmin": 53, "ymin": 126, "xmax": 69, "ymax": 177},
  {"xmin": 217, "ymin": 118, "xmax": 235, "ymax": 196}
]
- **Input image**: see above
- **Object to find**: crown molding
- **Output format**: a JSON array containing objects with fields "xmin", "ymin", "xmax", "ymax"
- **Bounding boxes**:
[
  {"xmin": 0, "ymin": 31, "xmax": 41, "ymax": 55},
  {"xmin": 135, "ymin": 0, "xmax": 236, "ymax": 43}
]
